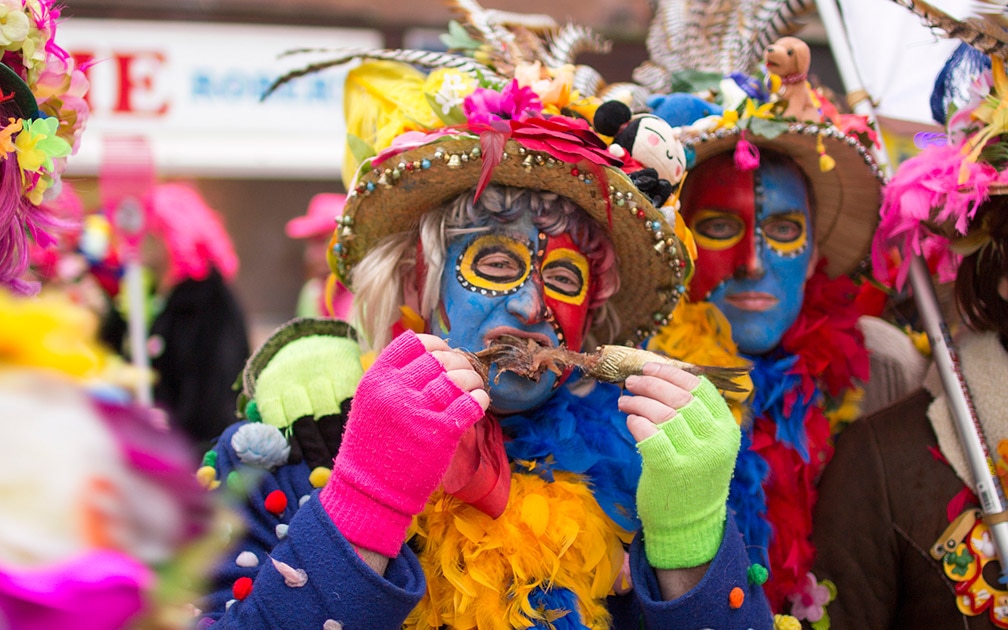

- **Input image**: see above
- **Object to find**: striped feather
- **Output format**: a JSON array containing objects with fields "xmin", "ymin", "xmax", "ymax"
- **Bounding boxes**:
[
  {"xmin": 543, "ymin": 23, "xmax": 611, "ymax": 67},
  {"xmin": 891, "ymin": 0, "xmax": 1008, "ymax": 59},
  {"xmin": 262, "ymin": 48, "xmax": 502, "ymax": 100}
]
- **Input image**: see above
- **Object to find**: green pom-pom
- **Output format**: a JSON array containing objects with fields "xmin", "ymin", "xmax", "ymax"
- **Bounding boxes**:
[
  {"xmin": 747, "ymin": 563, "xmax": 769, "ymax": 586},
  {"xmin": 201, "ymin": 449, "xmax": 217, "ymax": 467},
  {"xmin": 226, "ymin": 470, "xmax": 245, "ymax": 494},
  {"xmin": 245, "ymin": 399, "xmax": 261, "ymax": 422}
]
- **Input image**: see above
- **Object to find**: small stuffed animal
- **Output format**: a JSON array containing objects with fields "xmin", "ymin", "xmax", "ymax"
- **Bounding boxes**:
[
  {"xmin": 594, "ymin": 100, "xmax": 686, "ymax": 208},
  {"xmin": 764, "ymin": 36, "xmax": 823, "ymax": 123}
]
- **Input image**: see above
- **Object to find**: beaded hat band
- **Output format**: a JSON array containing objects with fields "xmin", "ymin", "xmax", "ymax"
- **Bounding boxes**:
[
  {"xmin": 332, "ymin": 136, "xmax": 690, "ymax": 345},
  {"xmin": 688, "ymin": 124, "xmax": 885, "ymax": 278}
]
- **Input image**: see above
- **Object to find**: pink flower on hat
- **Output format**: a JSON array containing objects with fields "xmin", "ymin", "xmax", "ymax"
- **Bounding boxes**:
[{"xmin": 463, "ymin": 79, "xmax": 541, "ymax": 125}]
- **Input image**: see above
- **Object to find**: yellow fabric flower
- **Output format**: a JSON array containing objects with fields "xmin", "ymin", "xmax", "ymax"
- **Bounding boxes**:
[
  {"xmin": 743, "ymin": 98, "xmax": 778, "ymax": 121},
  {"xmin": 716, "ymin": 109, "xmax": 740, "ymax": 129}
]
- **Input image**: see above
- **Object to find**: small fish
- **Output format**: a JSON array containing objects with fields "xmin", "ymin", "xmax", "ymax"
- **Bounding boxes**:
[{"xmin": 466, "ymin": 334, "xmax": 750, "ymax": 393}]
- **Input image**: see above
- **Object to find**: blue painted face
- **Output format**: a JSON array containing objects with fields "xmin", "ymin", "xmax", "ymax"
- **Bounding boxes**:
[
  {"xmin": 433, "ymin": 213, "xmax": 592, "ymax": 414},
  {"xmin": 683, "ymin": 152, "xmax": 813, "ymax": 355}
]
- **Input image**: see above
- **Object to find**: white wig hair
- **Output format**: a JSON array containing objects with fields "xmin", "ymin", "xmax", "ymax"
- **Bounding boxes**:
[{"xmin": 350, "ymin": 184, "xmax": 621, "ymax": 350}]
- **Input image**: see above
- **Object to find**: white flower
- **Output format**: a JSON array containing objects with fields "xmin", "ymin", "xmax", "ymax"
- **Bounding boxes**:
[
  {"xmin": 0, "ymin": 1, "xmax": 29, "ymax": 49},
  {"xmin": 434, "ymin": 73, "xmax": 469, "ymax": 115},
  {"xmin": 231, "ymin": 422, "xmax": 290, "ymax": 469}
]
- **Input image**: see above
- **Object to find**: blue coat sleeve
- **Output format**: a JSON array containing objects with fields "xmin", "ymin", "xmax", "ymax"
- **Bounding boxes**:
[
  {"xmin": 631, "ymin": 514, "xmax": 773, "ymax": 629},
  {"xmin": 197, "ymin": 422, "xmax": 426, "ymax": 629}
]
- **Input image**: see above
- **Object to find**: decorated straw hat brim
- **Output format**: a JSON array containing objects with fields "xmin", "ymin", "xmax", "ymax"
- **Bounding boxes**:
[
  {"xmin": 688, "ymin": 124, "xmax": 885, "ymax": 278},
  {"xmin": 332, "ymin": 136, "xmax": 690, "ymax": 345}
]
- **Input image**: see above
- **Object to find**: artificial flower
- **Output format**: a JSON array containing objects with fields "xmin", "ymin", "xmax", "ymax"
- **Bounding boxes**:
[
  {"xmin": 0, "ymin": 0, "xmax": 29, "ymax": 49},
  {"xmin": 786, "ymin": 572, "xmax": 832, "ymax": 622},
  {"xmin": 463, "ymin": 79, "xmax": 542, "ymax": 125},
  {"xmin": 742, "ymin": 97, "xmax": 778, "ymax": 121},
  {"xmin": 0, "ymin": 115, "xmax": 21, "ymax": 154},
  {"xmin": 15, "ymin": 115, "xmax": 69, "ymax": 173},
  {"xmin": 424, "ymin": 67, "xmax": 476, "ymax": 121},
  {"xmin": 514, "ymin": 61, "xmax": 578, "ymax": 115},
  {"xmin": 716, "ymin": 108, "xmax": 740, "ymax": 129}
]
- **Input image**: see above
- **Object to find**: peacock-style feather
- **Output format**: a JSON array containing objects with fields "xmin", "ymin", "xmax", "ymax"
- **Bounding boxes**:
[{"xmin": 633, "ymin": 0, "xmax": 815, "ymax": 93}]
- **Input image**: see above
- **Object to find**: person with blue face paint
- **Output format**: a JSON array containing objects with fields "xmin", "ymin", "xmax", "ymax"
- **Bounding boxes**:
[
  {"xmin": 194, "ymin": 71, "xmax": 775, "ymax": 627},
  {"xmin": 647, "ymin": 103, "xmax": 886, "ymax": 617},
  {"xmin": 681, "ymin": 150, "xmax": 816, "ymax": 356}
]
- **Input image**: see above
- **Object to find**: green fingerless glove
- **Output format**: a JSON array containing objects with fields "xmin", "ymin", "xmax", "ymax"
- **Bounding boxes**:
[
  {"xmin": 635, "ymin": 377, "xmax": 742, "ymax": 569},
  {"xmin": 245, "ymin": 319, "xmax": 364, "ymax": 429}
]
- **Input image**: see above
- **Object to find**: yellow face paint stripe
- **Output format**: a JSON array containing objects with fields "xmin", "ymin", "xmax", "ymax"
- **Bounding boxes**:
[{"xmin": 541, "ymin": 248, "xmax": 589, "ymax": 306}]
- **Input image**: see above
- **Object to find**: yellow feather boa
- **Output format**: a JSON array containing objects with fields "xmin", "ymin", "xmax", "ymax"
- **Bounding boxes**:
[
  {"xmin": 646, "ymin": 301, "xmax": 754, "ymax": 424},
  {"xmin": 406, "ymin": 470, "xmax": 629, "ymax": 630}
]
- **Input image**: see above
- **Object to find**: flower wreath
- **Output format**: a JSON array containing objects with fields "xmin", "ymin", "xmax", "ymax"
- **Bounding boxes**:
[{"xmin": 0, "ymin": 0, "xmax": 90, "ymax": 294}]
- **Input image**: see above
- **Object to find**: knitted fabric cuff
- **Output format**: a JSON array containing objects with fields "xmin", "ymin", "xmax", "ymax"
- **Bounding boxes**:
[
  {"xmin": 636, "ymin": 378, "xmax": 736, "ymax": 569},
  {"xmin": 319, "ymin": 473, "xmax": 413, "ymax": 558},
  {"xmin": 321, "ymin": 331, "xmax": 485, "ymax": 557}
]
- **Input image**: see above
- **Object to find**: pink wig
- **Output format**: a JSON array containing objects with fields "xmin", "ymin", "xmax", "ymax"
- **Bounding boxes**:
[
  {"xmin": 0, "ymin": 155, "xmax": 61, "ymax": 294},
  {"xmin": 144, "ymin": 183, "xmax": 239, "ymax": 284}
]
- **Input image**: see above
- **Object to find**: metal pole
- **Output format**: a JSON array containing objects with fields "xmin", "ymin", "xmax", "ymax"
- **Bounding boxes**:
[{"xmin": 816, "ymin": 0, "xmax": 1008, "ymax": 581}]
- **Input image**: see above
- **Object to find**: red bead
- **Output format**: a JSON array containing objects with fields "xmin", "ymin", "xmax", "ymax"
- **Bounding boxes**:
[
  {"xmin": 233, "ymin": 576, "xmax": 253, "ymax": 600},
  {"xmin": 570, "ymin": 168, "xmax": 579, "ymax": 177},
  {"xmin": 636, "ymin": 210, "xmax": 646, "ymax": 219},
  {"xmin": 264, "ymin": 490, "xmax": 288, "ymax": 516}
]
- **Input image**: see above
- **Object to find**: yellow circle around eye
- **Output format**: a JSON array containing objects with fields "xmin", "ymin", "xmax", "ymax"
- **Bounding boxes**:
[
  {"xmin": 763, "ymin": 213, "xmax": 808, "ymax": 255},
  {"xmin": 459, "ymin": 234, "xmax": 532, "ymax": 293},
  {"xmin": 541, "ymin": 247, "xmax": 589, "ymax": 305},
  {"xmin": 691, "ymin": 209, "xmax": 745, "ymax": 252}
]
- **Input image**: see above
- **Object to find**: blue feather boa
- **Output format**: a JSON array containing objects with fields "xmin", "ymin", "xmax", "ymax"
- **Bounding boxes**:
[
  {"xmin": 728, "ymin": 351, "xmax": 824, "ymax": 570},
  {"xmin": 500, "ymin": 376, "xmax": 642, "ymax": 534}
]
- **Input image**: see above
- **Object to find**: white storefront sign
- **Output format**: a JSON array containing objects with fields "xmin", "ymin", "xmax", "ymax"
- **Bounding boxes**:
[{"xmin": 58, "ymin": 19, "xmax": 382, "ymax": 179}]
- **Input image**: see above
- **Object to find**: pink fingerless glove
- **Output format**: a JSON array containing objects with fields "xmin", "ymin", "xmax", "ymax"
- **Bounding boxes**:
[{"xmin": 319, "ymin": 330, "xmax": 486, "ymax": 557}]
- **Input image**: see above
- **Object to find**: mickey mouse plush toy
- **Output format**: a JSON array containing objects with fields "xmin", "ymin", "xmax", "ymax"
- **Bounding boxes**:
[{"xmin": 593, "ymin": 100, "xmax": 687, "ymax": 209}]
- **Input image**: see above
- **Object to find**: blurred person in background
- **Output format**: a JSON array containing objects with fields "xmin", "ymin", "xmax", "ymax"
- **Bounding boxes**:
[
  {"xmin": 0, "ymin": 3, "xmax": 222, "ymax": 629},
  {"xmin": 28, "ymin": 182, "xmax": 118, "ymax": 315},
  {"xmin": 0, "ymin": 289, "xmax": 220, "ymax": 630},
  {"xmin": 101, "ymin": 183, "xmax": 251, "ymax": 451},
  {"xmin": 284, "ymin": 192, "xmax": 353, "ymax": 319}
]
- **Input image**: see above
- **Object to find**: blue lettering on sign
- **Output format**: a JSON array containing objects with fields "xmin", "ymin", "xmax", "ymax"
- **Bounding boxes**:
[{"xmin": 190, "ymin": 69, "xmax": 340, "ymax": 104}]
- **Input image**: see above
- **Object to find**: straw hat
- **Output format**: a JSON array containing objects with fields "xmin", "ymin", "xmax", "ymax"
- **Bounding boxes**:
[
  {"xmin": 687, "ymin": 123, "xmax": 885, "ymax": 278},
  {"xmin": 331, "ymin": 130, "xmax": 691, "ymax": 345}
]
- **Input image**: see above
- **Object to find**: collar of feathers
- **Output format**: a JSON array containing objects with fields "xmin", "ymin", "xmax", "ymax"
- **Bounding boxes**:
[{"xmin": 406, "ymin": 381, "xmax": 638, "ymax": 630}]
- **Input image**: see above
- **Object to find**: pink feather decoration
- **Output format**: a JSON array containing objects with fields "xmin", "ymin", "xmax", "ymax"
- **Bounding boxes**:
[{"xmin": 872, "ymin": 143, "xmax": 1005, "ymax": 288}]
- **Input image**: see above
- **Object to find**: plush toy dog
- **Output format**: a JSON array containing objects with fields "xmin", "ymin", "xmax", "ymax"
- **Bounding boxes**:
[{"xmin": 764, "ymin": 36, "xmax": 823, "ymax": 123}]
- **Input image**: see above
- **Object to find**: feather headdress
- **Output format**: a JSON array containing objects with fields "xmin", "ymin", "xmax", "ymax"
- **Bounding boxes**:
[{"xmin": 873, "ymin": 3, "xmax": 1008, "ymax": 287}]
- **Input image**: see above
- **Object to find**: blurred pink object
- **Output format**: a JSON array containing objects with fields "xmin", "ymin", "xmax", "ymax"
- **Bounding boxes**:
[{"xmin": 285, "ymin": 193, "xmax": 346, "ymax": 239}]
